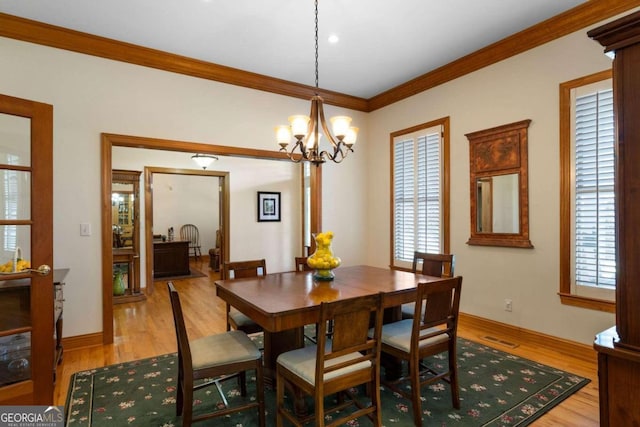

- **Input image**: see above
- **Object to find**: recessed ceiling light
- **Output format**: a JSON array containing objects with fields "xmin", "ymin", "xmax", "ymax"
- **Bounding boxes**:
[{"xmin": 328, "ymin": 34, "xmax": 339, "ymax": 44}]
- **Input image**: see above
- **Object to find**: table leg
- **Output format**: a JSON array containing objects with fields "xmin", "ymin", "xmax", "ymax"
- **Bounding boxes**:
[
  {"xmin": 382, "ymin": 306, "xmax": 403, "ymax": 380},
  {"xmin": 263, "ymin": 327, "xmax": 304, "ymax": 384},
  {"xmin": 263, "ymin": 327, "xmax": 307, "ymax": 417}
]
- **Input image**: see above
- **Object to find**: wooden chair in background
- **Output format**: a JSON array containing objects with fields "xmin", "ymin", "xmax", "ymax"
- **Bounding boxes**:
[
  {"xmin": 276, "ymin": 293, "xmax": 384, "ymax": 427},
  {"xmin": 223, "ymin": 259, "xmax": 267, "ymax": 336},
  {"xmin": 208, "ymin": 229, "xmax": 223, "ymax": 271},
  {"xmin": 295, "ymin": 256, "xmax": 312, "ymax": 272},
  {"xmin": 379, "ymin": 276, "xmax": 462, "ymax": 427},
  {"xmin": 402, "ymin": 251, "xmax": 455, "ymax": 319},
  {"xmin": 167, "ymin": 282, "xmax": 265, "ymax": 427},
  {"xmin": 180, "ymin": 224, "xmax": 202, "ymax": 260}
]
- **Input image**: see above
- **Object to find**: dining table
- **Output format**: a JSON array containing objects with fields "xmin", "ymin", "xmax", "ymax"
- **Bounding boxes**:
[{"xmin": 214, "ymin": 264, "xmax": 448, "ymax": 381}]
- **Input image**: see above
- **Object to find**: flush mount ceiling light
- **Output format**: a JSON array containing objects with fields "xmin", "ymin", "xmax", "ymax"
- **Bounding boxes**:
[
  {"xmin": 191, "ymin": 153, "xmax": 218, "ymax": 170},
  {"xmin": 275, "ymin": 0, "xmax": 358, "ymax": 165}
]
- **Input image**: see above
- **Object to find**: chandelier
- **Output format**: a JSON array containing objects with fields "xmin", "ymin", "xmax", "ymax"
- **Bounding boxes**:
[{"xmin": 275, "ymin": 0, "xmax": 358, "ymax": 165}]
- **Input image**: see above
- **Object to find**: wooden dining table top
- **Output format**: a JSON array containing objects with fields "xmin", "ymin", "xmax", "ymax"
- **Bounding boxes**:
[{"xmin": 214, "ymin": 264, "xmax": 446, "ymax": 332}]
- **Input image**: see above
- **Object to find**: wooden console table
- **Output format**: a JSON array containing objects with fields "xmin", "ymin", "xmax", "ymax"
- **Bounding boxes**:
[{"xmin": 153, "ymin": 240, "xmax": 190, "ymax": 278}]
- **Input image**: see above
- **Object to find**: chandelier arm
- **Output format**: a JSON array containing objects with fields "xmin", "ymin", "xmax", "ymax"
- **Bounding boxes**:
[
  {"xmin": 303, "ymin": 97, "xmax": 319, "ymax": 158},
  {"xmin": 315, "ymin": 96, "xmax": 340, "ymax": 149},
  {"xmin": 280, "ymin": 141, "xmax": 306, "ymax": 163},
  {"xmin": 324, "ymin": 142, "xmax": 348, "ymax": 163}
]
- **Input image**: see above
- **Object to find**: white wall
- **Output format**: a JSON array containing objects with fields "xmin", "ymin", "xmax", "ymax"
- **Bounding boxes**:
[
  {"xmin": 365, "ymin": 21, "xmax": 625, "ymax": 344},
  {"xmin": 0, "ymin": 36, "xmax": 365, "ymax": 338},
  {"xmin": 152, "ymin": 173, "xmax": 220, "ymax": 250}
]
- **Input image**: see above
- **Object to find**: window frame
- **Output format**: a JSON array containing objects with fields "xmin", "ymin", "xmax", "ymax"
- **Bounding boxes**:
[
  {"xmin": 390, "ymin": 117, "xmax": 450, "ymax": 270},
  {"xmin": 559, "ymin": 69, "xmax": 615, "ymax": 313}
]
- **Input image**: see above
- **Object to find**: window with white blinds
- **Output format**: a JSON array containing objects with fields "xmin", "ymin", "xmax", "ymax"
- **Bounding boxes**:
[
  {"xmin": 393, "ymin": 125, "xmax": 442, "ymax": 266},
  {"xmin": 572, "ymin": 84, "xmax": 616, "ymax": 291}
]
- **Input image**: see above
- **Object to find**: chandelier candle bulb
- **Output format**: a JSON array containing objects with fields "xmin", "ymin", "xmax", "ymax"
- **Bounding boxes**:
[
  {"xmin": 344, "ymin": 127, "xmax": 359, "ymax": 146},
  {"xmin": 305, "ymin": 133, "xmax": 320, "ymax": 149},
  {"xmin": 289, "ymin": 115, "xmax": 310, "ymax": 138},
  {"xmin": 330, "ymin": 116, "xmax": 352, "ymax": 139},
  {"xmin": 275, "ymin": 125, "xmax": 292, "ymax": 146}
]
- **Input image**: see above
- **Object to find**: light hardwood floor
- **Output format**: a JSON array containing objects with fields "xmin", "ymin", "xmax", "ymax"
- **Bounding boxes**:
[{"xmin": 53, "ymin": 258, "xmax": 600, "ymax": 426}]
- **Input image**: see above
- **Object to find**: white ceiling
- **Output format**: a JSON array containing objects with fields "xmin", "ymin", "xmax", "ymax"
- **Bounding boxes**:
[{"xmin": 0, "ymin": 0, "xmax": 587, "ymax": 99}]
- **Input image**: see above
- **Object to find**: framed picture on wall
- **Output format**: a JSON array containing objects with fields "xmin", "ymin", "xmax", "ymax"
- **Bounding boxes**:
[{"xmin": 257, "ymin": 191, "xmax": 281, "ymax": 222}]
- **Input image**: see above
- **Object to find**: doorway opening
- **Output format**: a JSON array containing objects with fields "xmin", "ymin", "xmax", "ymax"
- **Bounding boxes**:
[
  {"xmin": 101, "ymin": 132, "xmax": 310, "ymax": 345},
  {"xmin": 143, "ymin": 167, "xmax": 228, "ymax": 295}
]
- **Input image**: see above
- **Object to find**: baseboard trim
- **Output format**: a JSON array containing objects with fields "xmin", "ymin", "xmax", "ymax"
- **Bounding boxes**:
[
  {"xmin": 61, "ymin": 332, "xmax": 103, "ymax": 350},
  {"xmin": 459, "ymin": 312, "xmax": 597, "ymax": 363}
]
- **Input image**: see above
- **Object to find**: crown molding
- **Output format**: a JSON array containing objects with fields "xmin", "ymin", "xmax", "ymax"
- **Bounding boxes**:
[
  {"xmin": 368, "ymin": 0, "xmax": 640, "ymax": 110},
  {"xmin": 1, "ymin": 0, "xmax": 638, "ymax": 113},
  {"xmin": 0, "ymin": 12, "xmax": 368, "ymax": 112}
]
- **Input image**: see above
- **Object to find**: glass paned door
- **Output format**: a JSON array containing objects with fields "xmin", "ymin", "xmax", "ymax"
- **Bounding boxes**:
[{"xmin": 0, "ymin": 94, "xmax": 53, "ymax": 404}]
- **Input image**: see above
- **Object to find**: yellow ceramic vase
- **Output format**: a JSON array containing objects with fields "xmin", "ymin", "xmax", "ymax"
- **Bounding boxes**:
[{"xmin": 306, "ymin": 231, "xmax": 341, "ymax": 281}]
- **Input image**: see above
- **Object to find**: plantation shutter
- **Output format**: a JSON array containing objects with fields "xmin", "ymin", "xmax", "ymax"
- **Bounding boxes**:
[
  {"xmin": 393, "ymin": 126, "xmax": 442, "ymax": 265},
  {"xmin": 574, "ymin": 88, "xmax": 615, "ymax": 288}
]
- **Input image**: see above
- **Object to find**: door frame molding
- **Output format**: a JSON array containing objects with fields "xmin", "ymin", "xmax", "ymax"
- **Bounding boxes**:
[{"xmin": 101, "ymin": 133, "xmax": 317, "ymax": 344}]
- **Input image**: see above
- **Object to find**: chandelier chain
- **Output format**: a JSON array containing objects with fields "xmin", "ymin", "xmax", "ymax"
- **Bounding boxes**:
[{"xmin": 314, "ymin": 0, "xmax": 319, "ymax": 90}]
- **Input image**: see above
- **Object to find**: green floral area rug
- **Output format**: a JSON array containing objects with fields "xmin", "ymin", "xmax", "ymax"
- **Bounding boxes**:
[{"xmin": 65, "ymin": 337, "xmax": 589, "ymax": 426}]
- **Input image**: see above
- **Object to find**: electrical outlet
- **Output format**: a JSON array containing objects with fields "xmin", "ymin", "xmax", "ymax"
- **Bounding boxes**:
[{"xmin": 504, "ymin": 298, "xmax": 513, "ymax": 312}]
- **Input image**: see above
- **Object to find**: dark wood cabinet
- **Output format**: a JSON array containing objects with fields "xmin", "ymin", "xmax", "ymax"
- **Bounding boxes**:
[
  {"xmin": 153, "ymin": 240, "xmax": 190, "ymax": 278},
  {"xmin": 589, "ymin": 11, "xmax": 640, "ymax": 426}
]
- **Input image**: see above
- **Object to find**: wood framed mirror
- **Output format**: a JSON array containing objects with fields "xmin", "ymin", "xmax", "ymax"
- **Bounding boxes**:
[{"xmin": 466, "ymin": 120, "xmax": 533, "ymax": 248}]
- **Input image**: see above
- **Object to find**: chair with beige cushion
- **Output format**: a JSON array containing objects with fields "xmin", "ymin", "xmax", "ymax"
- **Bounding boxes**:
[
  {"xmin": 276, "ymin": 293, "xmax": 384, "ymax": 427},
  {"xmin": 379, "ymin": 276, "xmax": 462, "ymax": 427},
  {"xmin": 223, "ymin": 259, "xmax": 266, "ymax": 335},
  {"xmin": 401, "ymin": 251, "xmax": 455, "ymax": 319},
  {"xmin": 167, "ymin": 282, "xmax": 265, "ymax": 427}
]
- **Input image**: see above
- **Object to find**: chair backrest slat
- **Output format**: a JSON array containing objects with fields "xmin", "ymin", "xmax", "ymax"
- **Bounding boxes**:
[
  {"xmin": 223, "ymin": 259, "xmax": 267, "ymax": 279},
  {"xmin": 414, "ymin": 277, "xmax": 462, "ymax": 347},
  {"xmin": 315, "ymin": 293, "xmax": 383, "ymax": 383},
  {"xmin": 411, "ymin": 251, "xmax": 455, "ymax": 277}
]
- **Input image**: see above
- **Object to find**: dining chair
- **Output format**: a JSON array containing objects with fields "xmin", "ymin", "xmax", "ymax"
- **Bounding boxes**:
[
  {"xmin": 179, "ymin": 223, "xmax": 202, "ymax": 260},
  {"xmin": 276, "ymin": 292, "xmax": 384, "ymax": 427},
  {"xmin": 295, "ymin": 256, "xmax": 313, "ymax": 272},
  {"xmin": 223, "ymin": 259, "xmax": 267, "ymax": 335},
  {"xmin": 167, "ymin": 282, "xmax": 265, "ymax": 427},
  {"xmin": 402, "ymin": 251, "xmax": 455, "ymax": 319},
  {"xmin": 379, "ymin": 276, "xmax": 462, "ymax": 427}
]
